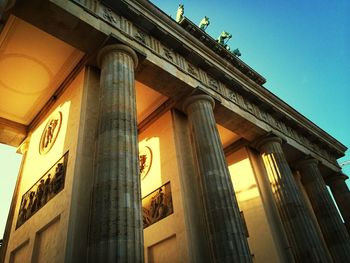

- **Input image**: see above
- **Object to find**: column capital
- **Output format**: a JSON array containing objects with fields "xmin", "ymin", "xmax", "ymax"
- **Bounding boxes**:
[
  {"xmin": 97, "ymin": 44, "xmax": 138, "ymax": 69},
  {"xmin": 255, "ymin": 134, "xmax": 283, "ymax": 153},
  {"xmin": 16, "ymin": 138, "xmax": 29, "ymax": 154},
  {"xmin": 326, "ymin": 172, "xmax": 349, "ymax": 184},
  {"xmin": 182, "ymin": 94, "xmax": 215, "ymax": 113},
  {"xmin": 296, "ymin": 157, "xmax": 319, "ymax": 170}
]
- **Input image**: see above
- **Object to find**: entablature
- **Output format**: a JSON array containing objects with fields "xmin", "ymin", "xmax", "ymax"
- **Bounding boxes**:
[{"xmin": 10, "ymin": 0, "xmax": 345, "ymax": 166}]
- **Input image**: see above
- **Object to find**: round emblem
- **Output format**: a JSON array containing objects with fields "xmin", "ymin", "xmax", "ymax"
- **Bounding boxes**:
[
  {"xmin": 39, "ymin": 111, "xmax": 62, "ymax": 155},
  {"xmin": 139, "ymin": 146, "xmax": 152, "ymax": 180}
]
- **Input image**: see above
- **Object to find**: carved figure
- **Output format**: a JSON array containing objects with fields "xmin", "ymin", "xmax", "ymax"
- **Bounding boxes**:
[
  {"xmin": 36, "ymin": 179, "xmax": 45, "ymax": 208},
  {"xmin": 176, "ymin": 4, "xmax": 184, "ymax": 22},
  {"xmin": 43, "ymin": 174, "xmax": 52, "ymax": 203},
  {"xmin": 199, "ymin": 16, "xmax": 210, "ymax": 30},
  {"xmin": 139, "ymin": 154, "xmax": 147, "ymax": 174},
  {"xmin": 231, "ymin": 48, "xmax": 241, "ymax": 57},
  {"xmin": 217, "ymin": 31, "xmax": 232, "ymax": 45},
  {"xmin": 44, "ymin": 119, "xmax": 58, "ymax": 148},
  {"xmin": 53, "ymin": 163, "xmax": 64, "ymax": 193}
]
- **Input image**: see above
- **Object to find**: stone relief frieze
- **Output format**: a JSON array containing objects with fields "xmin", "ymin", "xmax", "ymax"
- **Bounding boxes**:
[
  {"xmin": 187, "ymin": 63, "xmax": 198, "ymax": 77},
  {"xmin": 98, "ymin": 6, "xmax": 120, "ymax": 27},
  {"xmin": 162, "ymin": 47, "xmax": 175, "ymax": 62},
  {"xmin": 75, "ymin": 1, "xmax": 336, "ymax": 163},
  {"xmin": 142, "ymin": 182, "xmax": 173, "ymax": 228},
  {"xmin": 16, "ymin": 153, "xmax": 68, "ymax": 228}
]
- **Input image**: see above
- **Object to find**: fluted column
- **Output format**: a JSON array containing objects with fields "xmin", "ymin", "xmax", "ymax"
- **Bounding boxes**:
[
  {"xmin": 326, "ymin": 173, "xmax": 350, "ymax": 233},
  {"xmin": 298, "ymin": 158, "xmax": 350, "ymax": 262},
  {"xmin": 88, "ymin": 44, "xmax": 143, "ymax": 262},
  {"xmin": 257, "ymin": 136, "xmax": 327, "ymax": 262},
  {"xmin": 183, "ymin": 94, "xmax": 252, "ymax": 263}
]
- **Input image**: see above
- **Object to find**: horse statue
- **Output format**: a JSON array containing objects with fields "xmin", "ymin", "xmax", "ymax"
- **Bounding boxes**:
[
  {"xmin": 176, "ymin": 4, "xmax": 184, "ymax": 22},
  {"xmin": 217, "ymin": 31, "xmax": 232, "ymax": 45},
  {"xmin": 199, "ymin": 16, "xmax": 210, "ymax": 30},
  {"xmin": 231, "ymin": 48, "xmax": 241, "ymax": 57}
]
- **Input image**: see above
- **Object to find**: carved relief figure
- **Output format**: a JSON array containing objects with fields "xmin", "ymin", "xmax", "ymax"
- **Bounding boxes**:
[
  {"xmin": 176, "ymin": 4, "xmax": 184, "ymax": 22},
  {"xmin": 39, "ymin": 111, "xmax": 62, "ymax": 155},
  {"xmin": 142, "ymin": 183, "xmax": 173, "ymax": 228},
  {"xmin": 16, "ymin": 154, "xmax": 68, "ymax": 228},
  {"xmin": 44, "ymin": 119, "xmax": 58, "ymax": 148}
]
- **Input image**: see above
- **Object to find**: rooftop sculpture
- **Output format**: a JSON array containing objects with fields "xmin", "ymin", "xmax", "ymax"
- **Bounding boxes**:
[
  {"xmin": 199, "ymin": 16, "xmax": 210, "ymax": 30},
  {"xmin": 175, "ymin": 4, "xmax": 242, "ymax": 57},
  {"xmin": 217, "ymin": 31, "xmax": 232, "ymax": 46},
  {"xmin": 176, "ymin": 4, "xmax": 184, "ymax": 22}
]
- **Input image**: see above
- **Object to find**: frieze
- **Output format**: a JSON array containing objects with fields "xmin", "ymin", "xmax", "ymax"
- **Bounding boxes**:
[
  {"xmin": 16, "ymin": 152, "xmax": 68, "ymax": 228},
  {"xmin": 142, "ymin": 182, "xmax": 173, "ymax": 228},
  {"xmin": 187, "ymin": 63, "xmax": 198, "ymax": 77},
  {"xmin": 98, "ymin": 6, "xmax": 120, "ymax": 28},
  {"xmin": 162, "ymin": 47, "xmax": 175, "ymax": 63},
  {"xmin": 134, "ymin": 28, "xmax": 148, "ymax": 46},
  {"xmin": 75, "ymin": 1, "xmax": 337, "ymax": 163}
]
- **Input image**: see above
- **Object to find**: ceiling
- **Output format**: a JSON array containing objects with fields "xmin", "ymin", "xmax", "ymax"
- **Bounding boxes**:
[{"xmin": 0, "ymin": 16, "xmax": 83, "ymax": 126}]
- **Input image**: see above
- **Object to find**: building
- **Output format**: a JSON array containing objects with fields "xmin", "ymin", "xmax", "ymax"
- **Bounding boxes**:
[{"xmin": 1, "ymin": 0, "xmax": 350, "ymax": 262}]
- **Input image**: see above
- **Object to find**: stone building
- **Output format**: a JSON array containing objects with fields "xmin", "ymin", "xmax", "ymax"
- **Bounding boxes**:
[{"xmin": 1, "ymin": 0, "xmax": 350, "ymax": 262}]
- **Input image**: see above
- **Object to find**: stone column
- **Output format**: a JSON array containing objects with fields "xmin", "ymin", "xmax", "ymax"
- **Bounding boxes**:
[
  {"xmin": 326, "ymin": 173, "xmax": 350, "ymax": 233},
  {"xmin": 297, "ymin": 158, "xmax": 350, "ymax": 262},
  {"xmin": 88, "ymin": 44, "xmax": 143, "ymax": 262},
  {"xmin": 183, "ymin": 94, "xmax": 252, "ymax": 263},
  {"xmin": 257, "ymin": 136, "xmax": 327, "ymax": 262}
]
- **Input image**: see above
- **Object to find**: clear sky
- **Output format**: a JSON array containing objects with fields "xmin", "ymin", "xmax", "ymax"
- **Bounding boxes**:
[{"xmin": 1, "ymin": 0, "xmax": 349, "ymax": 238}]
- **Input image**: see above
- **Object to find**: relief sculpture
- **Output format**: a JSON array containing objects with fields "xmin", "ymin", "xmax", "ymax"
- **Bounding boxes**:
[
  {"xmin": 16, "ymin": 153, "xmax": 68, "ymax": 228},
  {"xmin": 142, "ymin": 182, "xmax": 173, "ymax": 228}
]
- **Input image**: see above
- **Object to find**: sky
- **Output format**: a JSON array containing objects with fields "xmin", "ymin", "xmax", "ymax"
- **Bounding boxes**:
[{"xmin": 1, "ymin": 0, "xmax": 350, "ymax": 238}]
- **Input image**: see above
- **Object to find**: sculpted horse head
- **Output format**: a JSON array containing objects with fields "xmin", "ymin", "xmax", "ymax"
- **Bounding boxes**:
[{"xmin": 217, "ymin": 31, "xmax": 232, "ymax": 45}]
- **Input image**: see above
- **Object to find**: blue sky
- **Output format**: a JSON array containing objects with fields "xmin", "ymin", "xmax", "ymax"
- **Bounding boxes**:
[
  {"xmin": 1, "ymin": 0, "xmax": 349, "ymax": 237},
  {"xmin": 150, "ymin": 0, "xmax": 350, "ymax": 166}
]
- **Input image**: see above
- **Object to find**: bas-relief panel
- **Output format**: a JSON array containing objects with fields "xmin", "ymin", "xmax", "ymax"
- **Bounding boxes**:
[
  {"xmin": 16, "ymin": 153, "xmax": 68, "ymax": 228},
  {"xmin": 72, "ymin": 0, "xmax": 337, "ymax": 163},
  {"xmin": 142, "ymin": 182, "xmax": 173, "ymax": 228}
]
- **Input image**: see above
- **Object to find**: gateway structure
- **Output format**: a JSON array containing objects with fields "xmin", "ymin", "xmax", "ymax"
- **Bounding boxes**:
[{"xmin": 1, "ymin": 1, "xmax": 350, "ymax": 262}]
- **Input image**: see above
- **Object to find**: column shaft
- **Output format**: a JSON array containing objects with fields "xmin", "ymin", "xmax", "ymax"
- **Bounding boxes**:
[
  {"xmin": 184, "ymin": 95, "xmax": 252, "ymax": 263},
  {"xmin": 327, "ymin": 174, "xmax": 350, "ymax": 233},
  {"xmin": 258, "ymin": 136, "xmax": 327, "ymax": 262},
  {"xmin": 88, "ymin": 44, "xmax": 143, "ymax": 262},
  {"xmin": 298, "ymin": 159, "xmax": 350, "ymax": 262}
]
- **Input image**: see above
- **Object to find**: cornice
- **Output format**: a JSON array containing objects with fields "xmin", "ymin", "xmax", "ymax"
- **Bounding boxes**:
[
  {"xmin": 100, "ymin": 0, "xmax": 346, "ymax": 157},
  {"xmin": 68, "ymin": 0, "xmax": 346, "ymax": 161}
]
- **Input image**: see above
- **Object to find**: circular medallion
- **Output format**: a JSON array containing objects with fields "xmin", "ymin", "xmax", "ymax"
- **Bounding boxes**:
[
  {"xmin": 39, "ymin": 111, "xmax": 62, "ymax": 155},
  {"xmin": 139, "ymin": 146, "xmax": 152, "ymax": 180}
]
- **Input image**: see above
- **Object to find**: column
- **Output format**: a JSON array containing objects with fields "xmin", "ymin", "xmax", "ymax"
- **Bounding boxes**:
[
  {"xmin": 88, "ymin": 44, "xmax": 143, "ymax": 262},
  {"xmin": 297, "ymin": 158, "xmax": 350, "ymax": 262},
  {"xmin": 183, "ymin": 94, "xmax": 252, "ymax": 263},
  {"xmin": 257, "ymin": 136, "xmax": 327, "ymax": 262},
  {"xmin": 326, "ymin": 173, "xmax": 350, "ymax": 233}
]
